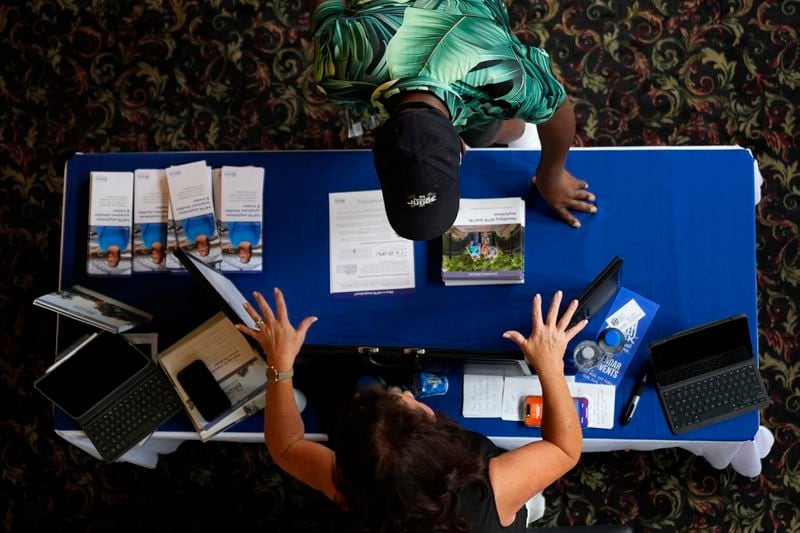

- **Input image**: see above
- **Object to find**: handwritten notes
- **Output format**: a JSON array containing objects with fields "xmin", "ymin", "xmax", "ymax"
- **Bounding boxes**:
[
  {"xmin": 462, "ymin": 375, "xmax": 505, "ymax": 418},
  {"xmin": 462, "ymin": 375, "xmax": 616, "ymax": 429}
]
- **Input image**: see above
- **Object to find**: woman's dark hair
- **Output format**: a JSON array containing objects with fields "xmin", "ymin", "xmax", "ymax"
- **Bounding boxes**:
[{"xmin": 330, "ymin": 386, "xmax": 489, "ymax": 533}]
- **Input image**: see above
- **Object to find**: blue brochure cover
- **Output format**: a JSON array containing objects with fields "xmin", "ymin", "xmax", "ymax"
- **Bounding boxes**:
[{"xmin": 575, "ymin": 287, "xmax": 659, "ymax": 387}]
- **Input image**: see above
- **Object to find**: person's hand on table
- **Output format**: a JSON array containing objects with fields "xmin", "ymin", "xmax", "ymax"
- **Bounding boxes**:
[
  {"xmin": 532, "ymin": 167, "xmax": 597, "ymax": 228},
  {"xmin": 503, "ymin": 291, "xmax": 587, "ymax": 374},
  {"xmin": 236, "ymin": 287, "xmax": 317, "ymax": 371}
]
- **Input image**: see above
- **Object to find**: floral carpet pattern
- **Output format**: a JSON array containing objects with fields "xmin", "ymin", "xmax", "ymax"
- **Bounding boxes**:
[{"xmin": 1, "ymin": 1, "xmax": 798, "ymax": 531}]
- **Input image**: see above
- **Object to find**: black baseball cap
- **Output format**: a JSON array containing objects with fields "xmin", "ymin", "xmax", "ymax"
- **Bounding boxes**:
[{"xmin": 372, "ymin": 103, "xmax": 462, "ymax": 241}]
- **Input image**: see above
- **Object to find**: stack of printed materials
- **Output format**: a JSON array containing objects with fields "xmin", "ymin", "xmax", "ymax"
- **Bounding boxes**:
[{"xmin": 85, "ymin": 160, "xmax": 264, "ymax": 275}]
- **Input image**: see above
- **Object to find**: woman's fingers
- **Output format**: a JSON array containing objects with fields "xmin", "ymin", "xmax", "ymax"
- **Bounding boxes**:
[
  {"xmin": 296, "ymin": 316, "xmax": 319, "ymax": 342},
  {"xmin": 243, "ymin": 300, "xmax": 264, "ymax": 326},
  {"xmin": 557, "ymin": 298, "xmax": 580, "ymax": 330},
  {"xmin": 235, "ymin": 323, "xmax": 258, "ymax": 339},
  {"xmin": 565, "ymin": 319, "xmax": 589, "ymax": 340},
  {"xmin": 503, "ymin": 330, "xmax": 527, "ymax": 348},
  {"xmin": 545, "ymin": 290, "xmax": 563, "ymax": 325},
  {"xmin": 253, "ymin": 291, "xmax": 275, "ymax": 323},
  {"xmin": 273, "ymin": 287, "xmax": 288, "ymax": 323},
  {"xmin": 532, "ymin": 293, "xmax": 543, "ymax": 329}
]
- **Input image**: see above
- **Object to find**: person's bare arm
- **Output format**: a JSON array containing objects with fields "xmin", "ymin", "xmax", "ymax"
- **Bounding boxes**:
[
  {"xmin": 488, "ymin": 292, "xmax": 585, "ymax": 526},
  {"xmin": 534, "ymin": 98, "xmax": 597, "ymax": 228},
  {"xmin": 237, "ymin": 288, "xmax": 340, "ymax": 502}
]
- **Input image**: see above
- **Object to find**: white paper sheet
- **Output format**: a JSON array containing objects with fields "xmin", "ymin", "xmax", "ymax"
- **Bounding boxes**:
[
  {"xmin": 328, "ymin": 190, "xmax": 415, "ymax": 296},
  {"xmin": 501, "ymin": 376, "xmax": 616, "ymax": 429},
  {"xmin": 462, "ymin": 374, "xmax": 505, "ymax": 418}
]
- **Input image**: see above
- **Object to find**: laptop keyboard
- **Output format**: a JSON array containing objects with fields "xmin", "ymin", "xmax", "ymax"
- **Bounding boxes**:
[
  {"xmin": 84, "ymin": 370, "xmax": 181, "ymax": 461},
  {"xmin": 662, "ymin": 364, "xmax": 768, "ymax": 433}
]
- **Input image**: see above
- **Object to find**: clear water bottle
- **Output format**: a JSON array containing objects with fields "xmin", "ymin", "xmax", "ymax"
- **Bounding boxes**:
[{"xmin": 573, "ymin": 340, "xmax": 604, "ymax": 371}]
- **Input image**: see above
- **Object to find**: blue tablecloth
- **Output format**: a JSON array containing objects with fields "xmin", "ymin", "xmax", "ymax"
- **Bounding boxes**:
[{"xmin": 55, "ymin": 147, "xmax": 759, "ymax": 444}]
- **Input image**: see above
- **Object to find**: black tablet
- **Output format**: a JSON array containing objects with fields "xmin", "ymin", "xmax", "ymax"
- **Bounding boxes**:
[
  {"xmin": 35, "ymin": 332, "xmax": 151, "ymax": 419},
  {"xmin": 567, "ymin": 256, "xmax": 623, "ymax": 329}
]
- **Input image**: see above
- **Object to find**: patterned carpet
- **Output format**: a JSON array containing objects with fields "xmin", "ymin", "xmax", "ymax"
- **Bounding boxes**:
[{"xmin": 1, "ymin": 1, "xmax": 798, "ymax": 531}]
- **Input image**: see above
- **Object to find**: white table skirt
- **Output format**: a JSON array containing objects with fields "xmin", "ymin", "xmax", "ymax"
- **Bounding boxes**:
[
  {"xmin": 56, "ymin": 425, "xmax": 774, "ymax": 476},
  {"xmin": 490, "ymin": 425, "xmax": 774, "ymax": 478}
]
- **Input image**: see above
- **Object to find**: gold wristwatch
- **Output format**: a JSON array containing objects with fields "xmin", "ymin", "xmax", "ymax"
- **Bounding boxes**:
[{"xmin": 267, "ymin": 365, "xmax": 294, "ymax": 383}]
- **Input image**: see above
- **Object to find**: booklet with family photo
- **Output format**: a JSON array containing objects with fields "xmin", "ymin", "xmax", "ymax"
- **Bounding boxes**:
[
  {"xmin": 217, "ymin": 166, "xmax": 264, "ymax": 273},
  {"xmin": 441, "ymin": 197, "xmax": 525, "ymax": 286},
  {"xmin": 86, "ymin": 171, "xmax": 134, "ymax": 276},
  {"xmin": 165, "ymin": 160, "xmax": 221, "ymax": 266},
  {"xmin": 158, "ymin": 312, "xmax": 267, "ymax": 441},
  {"xmin": 33, "ymin": 285, "xmax": 153, "ymax": 334},
  {"xmin": 133, "ymin": 169, "xmax": 169, "ymax": 273}
]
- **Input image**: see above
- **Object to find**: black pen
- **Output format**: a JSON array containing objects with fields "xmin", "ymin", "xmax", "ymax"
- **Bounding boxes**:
[{"xmin": 621, "ymin": 370, "xmax": 648, "ymax": 425}]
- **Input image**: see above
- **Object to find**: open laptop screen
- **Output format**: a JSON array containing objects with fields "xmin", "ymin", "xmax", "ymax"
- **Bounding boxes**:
[
  {"xmin": 35, "ymin": 332, "xmax": 149, "ymax": 419},
  {"xmin": 174, "ymin": 247, "xmax": 256, "ymax": 329},
  {"xmin": 650, "ymin": 314, "xmax": 752, "ymax": 376}
]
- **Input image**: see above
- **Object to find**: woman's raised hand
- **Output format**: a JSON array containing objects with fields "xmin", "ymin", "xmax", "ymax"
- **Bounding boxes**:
[
  {"xmin": 236, "ymin": 287, "xmax": 317, "ymax": 370},
  {"xmin": 503, "ymin": 291, "xmax": 587, "ymax": 374}
]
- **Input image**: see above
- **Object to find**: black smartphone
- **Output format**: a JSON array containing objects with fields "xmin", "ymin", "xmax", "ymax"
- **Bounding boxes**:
[{"xmin": 176, "ymin": 359, "xmax": 232, "ymax": 421}]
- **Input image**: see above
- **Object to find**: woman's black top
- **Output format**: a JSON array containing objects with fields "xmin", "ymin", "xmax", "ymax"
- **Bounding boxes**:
[{"xmin": 457, "ymin": 432, "xmax": 528, "ymax": 532}]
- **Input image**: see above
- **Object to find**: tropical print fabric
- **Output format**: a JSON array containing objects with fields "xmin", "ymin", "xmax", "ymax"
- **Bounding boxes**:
[{"xmin": 312, "ymin": 0, "xmax": 567, "ymax": 129}]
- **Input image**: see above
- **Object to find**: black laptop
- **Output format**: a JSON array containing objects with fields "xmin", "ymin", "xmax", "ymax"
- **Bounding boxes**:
[
  {"xmin": 35, "ymin": 331, "xmax": 182, "ymax": 462},
  {"xmin": 649, "ymin": 314, "xmax": 769, "ymax": 434}
]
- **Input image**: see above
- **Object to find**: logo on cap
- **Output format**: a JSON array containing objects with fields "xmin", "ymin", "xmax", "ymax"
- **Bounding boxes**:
[{"xmin": 406, "ymin": 193, "xmax": 437, "ymax": 208}]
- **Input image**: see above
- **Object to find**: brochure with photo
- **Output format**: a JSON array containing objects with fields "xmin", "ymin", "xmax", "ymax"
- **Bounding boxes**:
[
  {"xmin": 86, "ymin": 171, "xmax": 134, "ymax": 276},
  {"xmin": 218, "ymin": 166, "xmax": 264, "ymax": 273},
  {"xmin": 166, "ymin": 160, "xmax": 221, "ymax": 266},
  {"xmin": 33, "ymin": 285, "xmax": 153, "ymax": 333},
  {"xmin": 165, "ymin": 200, "xmax": 185, "ymax": 272},
  {"xmin": 133, "ymin": 169, "xmax": 169, "ymax": 273},
  {"xmin": 212, "ymin": 168, "xmax": 223, "ymax": 239},
  {"xmin": 442, "ymin": 197, "xmax": 525, "ymax": 286}
]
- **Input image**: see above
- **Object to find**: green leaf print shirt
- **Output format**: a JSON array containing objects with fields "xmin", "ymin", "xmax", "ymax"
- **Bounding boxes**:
[{"xmin": 312, "ymin": 0, "xmax": 567, "ymax": 130}]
